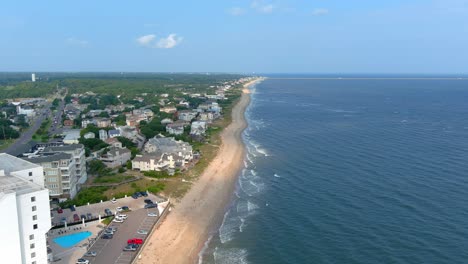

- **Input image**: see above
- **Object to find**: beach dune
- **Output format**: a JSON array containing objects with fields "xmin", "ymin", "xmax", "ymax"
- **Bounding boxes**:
[{"xmin": 137, "ymin": 79, "xmax": 259, "ymax": 264}]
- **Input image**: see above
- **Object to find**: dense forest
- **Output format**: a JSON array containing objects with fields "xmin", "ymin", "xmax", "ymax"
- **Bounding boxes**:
[{"xmin": 0, "ymin": 73, "xmax": 246, "ymax": 100}]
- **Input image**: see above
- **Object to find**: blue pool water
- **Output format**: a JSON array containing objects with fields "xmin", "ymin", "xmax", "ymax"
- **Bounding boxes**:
[{"xmin": 53, "ymin": 231, "xmax": 92, "ymax": 248}]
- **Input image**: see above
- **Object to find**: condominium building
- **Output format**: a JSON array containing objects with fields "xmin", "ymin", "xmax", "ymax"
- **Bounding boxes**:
[
  {"xmin": 43, "ymin": 144, "xmax": 88, "ymax": 184},
  {"xmin": 26, "ymin": 153, "xmax": 78, "ymax": 201},
  {"xmin": 0, "ymin": 153, "xmax": 52, "ymax": 264}
]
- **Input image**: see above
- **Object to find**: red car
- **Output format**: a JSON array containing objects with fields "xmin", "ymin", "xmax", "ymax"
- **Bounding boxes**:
[
  {"xmin": 57, "ymin": 208, "xmax": 63, "ymax": 214},
  {"xmin": 127, "ymin": 238, "xmax": 143, "ymax": 245}
]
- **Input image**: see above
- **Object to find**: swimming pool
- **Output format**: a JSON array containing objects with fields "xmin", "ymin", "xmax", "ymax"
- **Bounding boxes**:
[{"xmin": 53, "ymin": 231, "xmax": 92, "ymax": 248}]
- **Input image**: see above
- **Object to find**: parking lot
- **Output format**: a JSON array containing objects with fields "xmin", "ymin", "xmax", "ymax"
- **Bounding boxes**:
[
  {"xmin": 48, "ymin": 194, "xmax": 169, "ymax": 264},
  {"xmin": 51, "ymin": 194, "xmax": 166, "ymax": 226},
  {"xmin": 78, "ymin": 201, "xmax": 168, "ymax": 264}
]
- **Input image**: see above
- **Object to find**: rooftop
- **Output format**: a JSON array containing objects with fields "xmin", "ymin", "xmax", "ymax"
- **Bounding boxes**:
[
  {"xmin": 25, "ymin": 153, "xmax": 72, "ymax": 163},
  {"xmin": 44, "ymin": 144, "xmax": 84, "ymax": 152},
  {"xmin": 0, "ymin": 175, "xmax": 44, "ymax": 195},
  {"xmin": 0, "ymin": 153, "xmax": 41, "ymax": 174}
]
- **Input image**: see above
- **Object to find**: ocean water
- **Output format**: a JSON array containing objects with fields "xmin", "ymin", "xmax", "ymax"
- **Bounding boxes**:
[{"xmin": 199, "ymin": 77, "xmax": 468, "ymax": 264}]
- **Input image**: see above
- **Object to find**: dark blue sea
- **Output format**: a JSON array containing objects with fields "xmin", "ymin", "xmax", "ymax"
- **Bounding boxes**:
[{"xmin": 200, "ymin": 76, "xmax": 468, "ymax": 264}]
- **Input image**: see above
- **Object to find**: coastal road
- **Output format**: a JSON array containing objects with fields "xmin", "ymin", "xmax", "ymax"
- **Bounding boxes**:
[
  {"xmin": 1, "ymin": 89, "xmax": 66, "ymax": 156},
  {"xmin": 1, "ymin": 102, "xmax": 51, "ymax": 155}
]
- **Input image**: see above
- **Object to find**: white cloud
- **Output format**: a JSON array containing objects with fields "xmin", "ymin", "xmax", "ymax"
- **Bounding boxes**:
[
  {"xmin": 136, "ymin": 34, "xmax": 183, "ymax": 49},
  {"xmin": 66, "ymin": 37, "xmax": 89, "ymax": 47},
  {"xmin": 228, "ymin": 7, "xmax": 246, "ymax": 16},
  {"xmin": 312, "ymin": 8, "xmax": 329, "ymax": 16},
  {"xmin": 136, "ymin": 34, "xmax": 156, "ymax": 47},
  {"xmin": 251, "ymin": 0, "xmax": 274, "ymax": 14}
]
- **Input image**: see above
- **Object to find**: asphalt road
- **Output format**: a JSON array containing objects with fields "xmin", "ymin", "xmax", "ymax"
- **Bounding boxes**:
[
  {"xmin": 2, "ymin": 92, "xmax": 66, "ymax": 156},
  {"xmin": 2, "ymin": 102, "xmax": 51, "ymax": 155}
]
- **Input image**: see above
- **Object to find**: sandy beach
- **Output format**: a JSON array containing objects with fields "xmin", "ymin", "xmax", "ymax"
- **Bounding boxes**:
[{"xmin": 137, "ymin": 79, "xmax": 261, "ymax": 264}]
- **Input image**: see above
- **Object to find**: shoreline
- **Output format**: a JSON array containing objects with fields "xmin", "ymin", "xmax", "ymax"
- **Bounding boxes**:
[{"xmin": 137, "ymin": 78, "xmax": 263, "ymax": 264}]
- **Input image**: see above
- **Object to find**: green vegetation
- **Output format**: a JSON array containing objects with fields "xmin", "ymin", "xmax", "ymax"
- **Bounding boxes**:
[
  {"xmin": 102, "ymin": 217, "xmax": 113, "ymax": 225},
  {"xmin": 0, "ymin": 118, "xmax": 20, "ymax": 139},
  {"xmin": 143, "ymin": 170, "xmax": 172, "ymax": 179},
  {"xmin": 60, "ymin": 186, "xmax": 109, "ymax": 207},
  {"xmin": 79, "ymin": 138, "xmax": 109, "ymax": 154},
  {"xmin": 93, "ymin": 174, "xmax": 133, "ymax": 184},
  {"xmin": 32, "ymin": 118, "xmax": 51, "ymax": 142}
]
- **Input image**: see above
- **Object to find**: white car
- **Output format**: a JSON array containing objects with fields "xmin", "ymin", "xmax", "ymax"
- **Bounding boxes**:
[
  {"xmin": 137, "ymin": 229, "xmax": 148, "ymax": 235},
  {"xmin": 111, "ymin": 198, "xmax": 117, "ymax": 204},
  {"xmin": 147, "ymin": 212, "xmax": 158, "ymax": 217},
  {"xmin": 116, "ymin": 214, "xmax": 127, "ymax": 219},
  {"xmin": 116, "ymin": 207, "xmax": 123, "ymax": 212},
  {"xmin": 112, "ymin": 218, "xmax": 124, "ymax": 223},
  {"xmin": 76, "ymin": 259, "xmax": 89, "ymax": 264}
]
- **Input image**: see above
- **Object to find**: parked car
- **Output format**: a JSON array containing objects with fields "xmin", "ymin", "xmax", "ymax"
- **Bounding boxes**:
[
  {"xmin": 116, "ymin": 214, "xmax": 127, "ymax": 219},
  {"xmin": 123, "ymin": 244, "xmax": 138, "ymax": 251},
  {"xmin": 111, "ymin": 197, "xmax": 117, "ymax": 203},
  {"xmin": 144, "ymin": 199, "xmax": 153, "ymax": 204},
  {"xmin": 116, "ymin": 207, "xmax": 123, "ymax": 212},
  {"xmin": 73, "ymin": 214, "xmax": 80, "ymax": 222},
  {"xmin": 137, "ymin": 229, "xmax": 148, "ymax": 235},
  {"xmin": 60, "ymin": 217, "xmax": 67, "ymax": 223},
  {"xmin": 86, "ymin": 213, "xmax": 92, "ymax": 219},
  {"xmin": 80, "ymin": 214, "xmax": 86, "ymax": 220},
  {"xmin": 140, "ymin": 191, "xmax": 148, "ymax": 197},
  {"xmin": 144, "ymin": 203, "xmax": 157, "ymax": 209},
  {"xmin": 101, "ymin": 234, "xmax": 113, "ymax": 239},
  {"xmin": 113, "ymin": 218, "xmax": 124, "ymax": 223},
  {"xmin": 147, "ymin": 212, "xmax": 158, "ymax": 217},
  {"xmin": 136, "ymin": 192, "xmax": 143, "ymax": 198},
  {"xmin": 107, "ymin": 226, "xmax": 118, "ymax": 232},
  {"xmin": 104, "ymin": 230, "xmax": 114, "ymax": 235},
  {"xmin": 84, "ymin": 251, "xmax": 97, "ymax": 257},
  {"xmin": 57, "ymin": 208, "xmax": 63, "ymax": 214},
  {"xmin": 76, "ymin": 258, "xmax": 89, "ymax": 264},
  {"xmin": 70, "ymin": 205, "xmax": 76, "ymax": 212},
  {"xmin": 127, "ymin": 238, "xmax": 143, "ymax": 245},
  {"xmin": 104, "ymin": 208, "xmax": 112, "ymax": 215},
  {"xmin": 122, "ymin": 206, "xmax": 130, "ymax": 211},
  {"xmin": 131, "ymin": 193, "xmax": 138, "ymax": 199}
]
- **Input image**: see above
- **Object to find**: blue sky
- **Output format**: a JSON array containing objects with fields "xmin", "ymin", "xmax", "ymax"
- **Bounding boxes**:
[{"xmin": 1, "ymin": 0, "xmax": 468, "ymax": 73}]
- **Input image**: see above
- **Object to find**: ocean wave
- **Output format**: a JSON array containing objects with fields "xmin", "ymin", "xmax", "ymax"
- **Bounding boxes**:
[
  {"xmin": 198, "ymin": 234, "xmax": 214, "ymax": 264},
  {"xmin": 213, "ymin": 248, "xmax": 249, "ymax": 264},
  {"xmin": 274, "ymin": 173, "xmax": 281, "ymax": 178}
]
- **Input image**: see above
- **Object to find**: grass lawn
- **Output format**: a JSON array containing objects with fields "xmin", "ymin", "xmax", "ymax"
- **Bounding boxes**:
[{"xmin": 93, "ymin": 174, "xmax": 134, "ymax": 184}]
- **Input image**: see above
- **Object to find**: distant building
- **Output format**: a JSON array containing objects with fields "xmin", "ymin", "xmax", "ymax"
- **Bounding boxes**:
[
  {"xmin": 83, "ymin": 132, "xmax": 95, "ymax": 139},
  {"xmin": 0, "ymin": 153, "xmax": 52, "ymax": 264},
  {"xmin": 166, "ymin": 123, "xmax": 185, "ymax": 135},
  {"xmin": 43, "ymin": 144, "xmax": 88, "ymax": 184},
  {"xmin": 190, "ymin": 121, "xmax": 207, "ymax": 136},
  {"xmin": 63, "ymin": 129, "xmax": 81, "ymax": 144},
  {"xmin": 32, "ymin": 73, "xmax": 36, "ymax": 82},
  {"xmin": 17, "ymin": 105, "xmax": 35, "ymax": 118},
  {"xmin": 99, "ymin": 129, "xmax": 108, "ymax": 141},
  {"xmin": 160, "ymin": 106, "xmax": 177, "ymax": 114},
  {"xmin": 100, "ymin": 147, "xmax": 131, "ymax": 168},
  {"xmin": 108, "ymin": 129, "xmax": 121, "ymax": 138}
]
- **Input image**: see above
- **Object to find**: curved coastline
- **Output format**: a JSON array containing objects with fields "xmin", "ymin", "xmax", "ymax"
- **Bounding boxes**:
[{"xmin": 137, "ymin": 78, "xmax": 263, "ymax": 264}]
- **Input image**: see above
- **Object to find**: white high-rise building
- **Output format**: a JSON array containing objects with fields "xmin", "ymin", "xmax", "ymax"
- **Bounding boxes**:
[
  {"xmin": 31, "ymin": 73, "xmax": 36, "ymax": 82},
  {"xmin": 0, "ymin": 153, "xmax": 51, "ymax": 264}
]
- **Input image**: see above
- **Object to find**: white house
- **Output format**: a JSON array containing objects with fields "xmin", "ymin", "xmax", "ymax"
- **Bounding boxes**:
[
  {"xmin": 190, "ymin": 121, "xmax": 207, "ymax": 136},
  {"xmin": 0, "ymin": 153, "xmax": 52, "ymax": 264}
]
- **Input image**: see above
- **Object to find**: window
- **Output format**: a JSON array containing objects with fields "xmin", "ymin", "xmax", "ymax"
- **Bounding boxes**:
[
  {"xmin": 32, "ymin": 215, "xmax": 37, "ymax": 221},
  {"xmin": 30, "ymin": 243, "xmax": 35, "ymax": 249},
  {"xmin": 32, "ymin": 261, "xmax": 36, "ymax": 264},
  {"xmin": 33, "ymin": 224, "xmax": 38, "ymax": 230},
  {"xmin": 29, "ymin": 234, "xmax": 34, "ymax": 240},
  {"xmin": 29, "ymin": 171, "xmax": 32, "ymax": 176},
  {"xmin": 31, "ymin": 196, "xmax": 36, "ymax": 202},
  {"xmin": 32, "ymin": 206, "xmax": 36, "ymax": 211},
  {"xmin": 31, "ymin": 252, "xmax": 35, "ymax": 258}
]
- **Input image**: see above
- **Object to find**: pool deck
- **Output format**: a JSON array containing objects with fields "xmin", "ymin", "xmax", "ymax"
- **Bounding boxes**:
[{"xmin": 47, "ymin": 194, "xmax": 167, "ymax": 264}]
